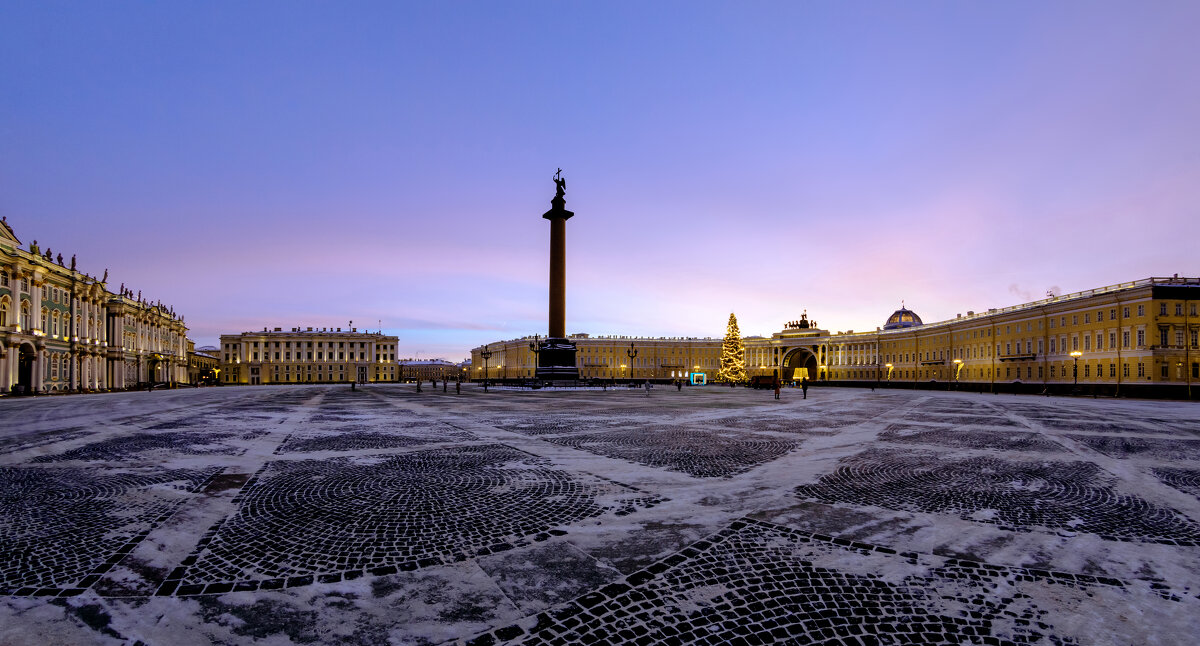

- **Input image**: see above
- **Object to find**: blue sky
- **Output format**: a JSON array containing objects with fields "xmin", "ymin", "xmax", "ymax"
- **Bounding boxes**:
[{"xmin": 3, "ymin": 2, "xmax": 1198, "ymax": 359}]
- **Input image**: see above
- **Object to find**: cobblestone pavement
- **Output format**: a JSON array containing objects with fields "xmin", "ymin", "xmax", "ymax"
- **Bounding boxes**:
[{"xmin": 1, "ymin": 385, "xmax": 1198, "ymax": 645}]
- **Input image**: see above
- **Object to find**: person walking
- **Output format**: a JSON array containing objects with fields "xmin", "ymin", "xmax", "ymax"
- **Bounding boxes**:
[
  {"xmin": 774, "ymin": 380, "xmax": 781, "ymax": 400},
  {"xmin": 801, "ymin": 377, "xmax": 809, "ymax": 399},
  {"xmin": 456, "ymin": 380, "xmax": 461, "ymax": 394}
]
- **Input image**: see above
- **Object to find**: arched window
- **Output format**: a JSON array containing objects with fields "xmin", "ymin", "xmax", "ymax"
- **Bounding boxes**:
[
  {"xmin": 41, "ymin": 307, "xmax": 49, "ymax": 332},
  {"xmin": 0, "ymin": 296, "xmax": 8, "ymax": 327},
  {"xmin": 52, "ymin": 311, "xmax": 59, "ymax": 336},
  {"xmin": 21, "ymin": 301, "xmax": 31, "ymax": 329}
]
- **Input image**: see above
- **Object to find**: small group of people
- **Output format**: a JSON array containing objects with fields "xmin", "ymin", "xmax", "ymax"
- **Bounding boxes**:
[{"xmin": 772, "ymin": 377, "xmax": 809, "ymax": 400}]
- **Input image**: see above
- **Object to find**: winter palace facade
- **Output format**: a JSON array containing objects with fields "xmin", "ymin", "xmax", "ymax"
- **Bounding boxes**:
[
  {"xmin": 471, "ymin": 276, "xmax": 1198, "ymax": 398},
  {"xmin": 1, "ymin": 219, "xmax": 189, "ymax": 394}
]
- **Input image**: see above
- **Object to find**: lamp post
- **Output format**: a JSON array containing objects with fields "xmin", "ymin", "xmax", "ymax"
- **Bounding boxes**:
[
  {"xmin": 480, "ymin": 344, "xmax": 493, "ymax": 392},
  {"xmin": 952, "ymin": 358, "xmax": 963, "ymax": 390},
  {"xmin": 528, "ymin": 334, "xmax": 541, "ymax": 378},
  {"xmin": 626, "ymin": 342, "xmax": 638, "ymax": 385},
  {"xmin": 1070, "ymin": 350, "xmax": 1082, "ymax": 393},
  {"xmin": 885, "ymin": 363, "xmax": 894, "ymax": 385}
]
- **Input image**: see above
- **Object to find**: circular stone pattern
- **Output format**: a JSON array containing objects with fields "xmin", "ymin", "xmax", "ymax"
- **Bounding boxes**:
[
  {"xmin": 547, "ymin": 428, "xmax": 800, "ymax": 478},
  {"xmin": 180, "ymin": 444, "xmax": 654, "ymax": 585},
  {"xmin": 482, "ymin": 519, "xmax": 1087, "ymax": 645},
  {"xmin": 795, "ymin": 449, "xmax": 1200, "ymax": 545},
  {"xmin": 0, "ymin": 467, "xmax": 217, "ymax": 591}
]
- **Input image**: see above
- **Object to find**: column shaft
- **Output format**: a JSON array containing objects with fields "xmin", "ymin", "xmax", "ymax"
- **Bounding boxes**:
[{"xmin": 548, "ymin": 217, "xmax": 566, "ymax": 339}]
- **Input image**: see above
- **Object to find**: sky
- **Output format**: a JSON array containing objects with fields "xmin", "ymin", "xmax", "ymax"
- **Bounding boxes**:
[{"xmin": 2, "ymin": 1, "xmax": 1198, "ymax": 360}]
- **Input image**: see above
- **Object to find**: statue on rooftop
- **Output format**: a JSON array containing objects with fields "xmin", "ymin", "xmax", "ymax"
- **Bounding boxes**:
[
  {"xmin": 71, "ymin": 254, "xmax": 76, "ymax": 270},
  {"xmin": 101, "ymin": 269, "xmax": 108, "ymax": 283}
]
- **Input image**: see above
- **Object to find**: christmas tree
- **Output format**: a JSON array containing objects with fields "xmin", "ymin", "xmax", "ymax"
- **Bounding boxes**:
[{"xmin": 718, "ymin": 312, "xmax": 747, "ymax": 383}]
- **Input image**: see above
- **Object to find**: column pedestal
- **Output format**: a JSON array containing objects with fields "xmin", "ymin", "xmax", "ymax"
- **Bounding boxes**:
[{"xmin": 535, "ymin": 338, "xmax": 579, "ymax": 380}]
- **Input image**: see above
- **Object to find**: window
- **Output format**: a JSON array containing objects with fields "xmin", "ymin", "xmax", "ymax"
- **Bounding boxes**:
[
  {"xmin": 1085, "ymin": 313, "xmax": 1090, "ymax": 324},
  {"xmin": 1072, "ymin": 336, "xmax": 1079, "ymax": 351},
  {"xmin": 1160, "ymin": 303, "xmax": 1168, "ymax": 316},
  {"xmin": 1161, "ymin": 364, "xmax": 1168, "ymax": 379},
  {"xmin": 1049, "ymin": 338, "xmax": 1056, "ymax": 354},
  {"xmin": 1123, "ymin": 306, "xmax": 1130, "ymax": 318},
  {"xmin": 1050, "ymin": 318, "xmax": 1056, "ymax": 329},
  {"xmin": 0, "ymin": 272, "xmax": 6, "ymax": 286},
  {"xmin": 1109, "ymin": 364, "xmax": 1116, "ymax": 378},
  {"xmin": 1084, "ymin": 364, "xmax": 1090, "ymax": 378},
  {"xmin": 1176, "ymin": 303, "xmax": 1183, "ymax": 316},
  {"xmin": 1138, "ymin": 362, "xmax": 1145, "ymax": 377},
  {"xmin": 1160, "ymin": 328, "xmax": 1170, "ymax": 347},
  {"xmin": 1137, "ymin": 330, "xmax": 1145, "ymax": 347},
  {"xmin": 1072, "ymin": 315, "xmax": 1078, "ymax": 326},
  {"xmin": 1177, "ymin": 329, "xmax": 1185, "ymax": 347},
  {"xmin": 1050, "ymin": 365, "xmax": 1056, "ymax": 378},
  {"xmin": 1110, "ymin": 309, "xmax": 1116, "ymax": 321},
  {"xmin": 1138, "ymin": 305, "xmax": 1144, "ymax": 317},
  {"xmin": 1192, "ymin": 329, "xmax": 1199, "ymax": 348},
  {"xmin": 1123, "ymin": 331, "xmax": 1130, "ymax": 348},
  {"xmin": 1123, "ymin": 364, "xmax": 1130, "ymax": 378},
  {"xmin": 1109, "ymin": 332, "xmax": 1115, "ymax": 350}
]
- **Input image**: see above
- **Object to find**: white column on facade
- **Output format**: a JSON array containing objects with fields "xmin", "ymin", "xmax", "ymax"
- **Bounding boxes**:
[{"xmin": 2, "ymin": 343, "xmax": 12, "ymax": 391}]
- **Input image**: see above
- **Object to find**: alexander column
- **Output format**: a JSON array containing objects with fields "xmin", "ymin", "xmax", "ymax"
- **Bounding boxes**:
[{"xmin": 535, "ymin": 169, "xmax": 580, "ymax": 381}]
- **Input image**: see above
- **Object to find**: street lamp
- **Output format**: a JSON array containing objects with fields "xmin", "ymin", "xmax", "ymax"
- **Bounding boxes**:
[
  {"xmin": 1070, "ymin": 351, "xmax": 1082, "ymax": 391},
  {"xmin": 626, "ymin": 342, "xmax": 638, "ymax": 384},
  {"xmin": 529, "ymin": 334, "xmax": 541, "ymax": 382},
  {"xmin": 885, "ymin": 363, "xmax": 894, "ymax": 384},
  {"xmin": 480, "ymin": 344, "xmax": 493, "ymax": 392},
  {"xmin": 952, "ymin": 358, "xmax": 963, "ymax": 389}
]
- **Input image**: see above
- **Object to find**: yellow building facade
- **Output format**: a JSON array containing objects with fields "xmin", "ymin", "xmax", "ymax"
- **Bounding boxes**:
[
  {"xmin": 471, "ymin": 335, "xmax": 726, "ymax": 383},
  {"xmin": 471, "ymin": 276, "xmax": 1199, "ymax": 398},
  {"xmin": 219, "ymin": 327, "xmax": 400, "ymax": 385}
]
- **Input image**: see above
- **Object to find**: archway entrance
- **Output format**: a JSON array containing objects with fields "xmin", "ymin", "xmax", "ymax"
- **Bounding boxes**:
[
  {"xmin": 17, "ymin": 344, "xmax": 35, "ymax": 395},
  {"xmin": 782, "ymin": 347, "xmax": 818, "ymax": 383}
]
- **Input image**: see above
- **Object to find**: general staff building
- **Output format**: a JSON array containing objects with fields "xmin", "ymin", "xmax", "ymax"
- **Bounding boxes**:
[{"xmin": 471, "ymin": 276, "xmax": 1198, "ymax": 398}]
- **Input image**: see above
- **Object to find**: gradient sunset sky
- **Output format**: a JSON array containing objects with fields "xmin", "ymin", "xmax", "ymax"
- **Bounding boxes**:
[{"xmin": 3, "ymin": 2, "xmax": 1197, "ymax": 360}]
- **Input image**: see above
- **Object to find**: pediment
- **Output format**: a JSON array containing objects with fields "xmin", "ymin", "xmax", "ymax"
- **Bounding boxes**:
[{"xmin": 0, "ymin": 219, "xmax": 20, "ymax": 246}]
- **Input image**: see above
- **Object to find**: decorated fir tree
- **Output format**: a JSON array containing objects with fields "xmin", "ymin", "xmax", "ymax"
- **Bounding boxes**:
[{"xmin": 718, "ymin": 312, "xmax": 747, "ymax": 383}]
